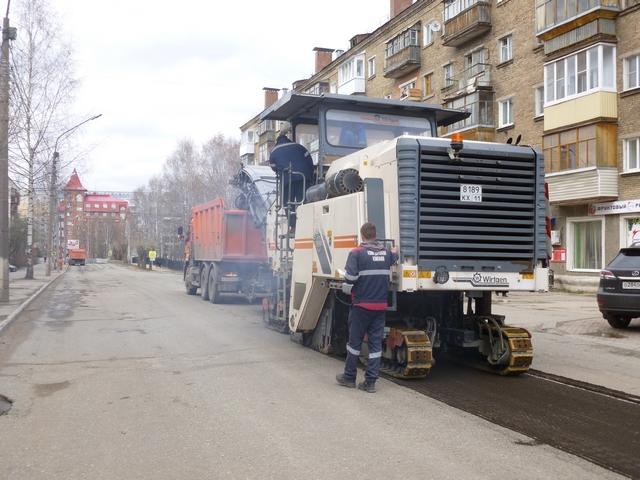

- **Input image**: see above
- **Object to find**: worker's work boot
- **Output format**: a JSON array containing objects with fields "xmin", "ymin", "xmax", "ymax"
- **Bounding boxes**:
[
  {"xmin": 335, "ymin": 373, "xmax": 355, "ymax": 388},
  {"xmin": 358, "ymin": 380, "xmax": 376, "ymax": 393}
]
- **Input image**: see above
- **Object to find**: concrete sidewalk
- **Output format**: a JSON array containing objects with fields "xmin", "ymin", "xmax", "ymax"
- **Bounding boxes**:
[{"xmin": 0, "ymin": 262, "xmax": 63, "ymax": 336}]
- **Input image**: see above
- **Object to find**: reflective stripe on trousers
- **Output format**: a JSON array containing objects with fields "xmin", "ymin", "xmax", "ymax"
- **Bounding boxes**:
[{"xmin": 343, "ymin": 306, "xmax": 386, "ymax": 383}]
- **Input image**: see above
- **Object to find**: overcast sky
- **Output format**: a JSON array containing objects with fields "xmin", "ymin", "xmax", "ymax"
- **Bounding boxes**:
[{"xmin": 42, "ymin": 0, "xmax": 392, "ymax": 193}]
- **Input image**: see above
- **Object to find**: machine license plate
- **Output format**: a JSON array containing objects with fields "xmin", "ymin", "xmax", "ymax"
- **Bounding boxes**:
[
  {"xmin": 622, "ymin": 281, "xmax": 640, "ymax": 289},
  {"xmin": 220, "ymin": 276, "xmax": 239, "ymax": 282},
  {"xmin": 460, "ymin": 184, "xmax": 482, "ymax": 202}
]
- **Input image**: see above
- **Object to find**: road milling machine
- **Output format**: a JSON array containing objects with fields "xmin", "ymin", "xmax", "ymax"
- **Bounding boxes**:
[{"xmin": 233, "ymin": 92, "xmax": 549, "ymax": 378}]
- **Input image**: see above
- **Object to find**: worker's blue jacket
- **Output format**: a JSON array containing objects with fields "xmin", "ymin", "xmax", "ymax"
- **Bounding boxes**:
[
  {"xmin": 344, "ymin": 240, "xmax": 398, "ymax": 310},
  {"xmin": 269, "ymin": 136, "xmax": 313, "ymax": 187}
]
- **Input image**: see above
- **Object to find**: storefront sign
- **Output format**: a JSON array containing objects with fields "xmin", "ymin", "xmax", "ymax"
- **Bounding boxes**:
[{"xmin": 588, "ymin": 199, "xmax": 640, "ymax": 215}]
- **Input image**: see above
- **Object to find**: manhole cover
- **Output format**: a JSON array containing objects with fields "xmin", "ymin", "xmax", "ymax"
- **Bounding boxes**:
[{"xmin": 0, "ymin": 394, "xmax": 12, "ymax": 415}]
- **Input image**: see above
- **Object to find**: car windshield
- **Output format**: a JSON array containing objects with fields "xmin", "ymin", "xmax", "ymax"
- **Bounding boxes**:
[{"xmin": 609, "ymin": 248, "xmax": 640, "ymax": 268}]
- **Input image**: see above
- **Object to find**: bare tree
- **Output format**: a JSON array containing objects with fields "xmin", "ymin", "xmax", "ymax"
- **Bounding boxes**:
[
  {"xmin": 129, "ymin": 134, "xmax": 242, "ymax": 267},
  {"xmin": 9, "ymin": 0, "xmax": 77, "ymax": 278},
  {"xmin": 201, "ymin": 133, "xmax": 241, "ymax": 205}
]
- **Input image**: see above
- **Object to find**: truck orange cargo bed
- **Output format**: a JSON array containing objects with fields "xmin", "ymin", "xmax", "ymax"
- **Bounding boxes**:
[{"xmin": 191, "ymin": 198, "xmax": 266, "ymax": 262}]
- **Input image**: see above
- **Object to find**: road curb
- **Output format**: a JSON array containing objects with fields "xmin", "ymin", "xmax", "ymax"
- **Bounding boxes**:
[{"xmin": 0, "ymin": 270, "xmax": 65, "ymax": 337}]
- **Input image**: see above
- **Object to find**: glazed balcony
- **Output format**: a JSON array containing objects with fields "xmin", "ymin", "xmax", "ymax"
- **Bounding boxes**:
[
  {"xmin": 442, "ymin": 0, "xmax": 492, "ymax": 48},
  {"xmin": 384, "ymin": 45, "xmax": 421, "ymax": 78}
]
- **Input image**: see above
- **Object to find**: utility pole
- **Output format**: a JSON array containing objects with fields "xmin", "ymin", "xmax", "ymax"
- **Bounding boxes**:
[
  {"xmin": 0, "ymin": 5, "xmax": 16, "ymax": 302},
  {"xmin": 46, "ymin": 113, "xmax": 102, "ymax": 276}
]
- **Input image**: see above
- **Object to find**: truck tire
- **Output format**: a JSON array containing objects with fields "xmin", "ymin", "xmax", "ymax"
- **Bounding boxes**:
[
  {"xmin": 185, "ymin": 276, "xmax": 197, "ymax": 295},
  {"xmin": 208, "ymin": 264, "xmax": 221, "ymax": 304},
  {"xmin": 200, "ymin": 267, "xmax": 210, "ymax": 301}
]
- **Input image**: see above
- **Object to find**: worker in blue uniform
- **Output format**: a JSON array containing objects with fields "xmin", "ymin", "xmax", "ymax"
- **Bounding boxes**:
[
  {"xmin": 269, "ymin": 134, "xmax": 314, "ymax": 229},
  {"xmin": 336, "ymin": 222, "xmax": 399, "ymax": 393}
]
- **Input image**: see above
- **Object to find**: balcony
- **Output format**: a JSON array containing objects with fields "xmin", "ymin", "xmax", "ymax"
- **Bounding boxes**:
[
  {"xmin": 536, "ymin": 3, "xmax": 620, "ymax": 54},
  {"xmin": 384, "ymin": 45, "xmax": 421, "ymax": 78},
  {"xmin": 442, "ymin": 63, "xmax": 492, "ymax": 97},
  {"xmin": 546, "ymin": 166, "xmax": 618, "ymax": 205},
  {"xmin": 442, "ymin": 0, "xmax": 492, "ymax": 47},
  {"xmin": 240, "ymin": 142, "xmax": 255, "ymax": 157}
]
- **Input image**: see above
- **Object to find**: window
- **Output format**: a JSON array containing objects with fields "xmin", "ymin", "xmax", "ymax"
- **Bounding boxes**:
[
  {"xmin": 94, "ymin": 204, "xmax": 99, "ymax": 208},
  {"xmin": 259, "ymin": 142, "xmax": 269, "ymax": 163},
  {"xmin": 241, "ymin": 130, "xmax": 255, "ymax": 144},
  {"xmin": 338, "ymin": 54, "xmax": 365, "ymax": 86},
  {"xmin": 543, "ymin": 124, "xmax": 601, "ymax": 172},
  {"xmin": 423, "ymin": 22, "xmax": 435, "ymax": 46},
  {"xmin": 535, "ymin": 86, "xmax": 545, "ymax": 117},
  {"xmin": 399, "ymin": 80, "xmax": 416, "ymax": 99},
  {"xmin": 75, "ymin": 194, "xmax": 82, "ymax": 202},
  {"xmin": 499, "ymin": 35, "xmax": 513, "ymax": 63},
  {"xmin": 111, "ymin": 203, "xmax": 116, "ymax": 209},
  {"xmin": 423, "ymin": 72, "xmax": 434, "ymax": 97},
  {"xmin": 624, "ymin": 54, "xmax": 640, "ymax": 90},
  {"xmin": 624, "ymin": 137, "xmax": 640, "ymax": 172},
  {"xmin": 443, "ymin": 63, "xmax": 454, "ymax": 89},
  {"xmin": 536, "ymin": 0, "xmax": 601, "ymax": 33},
  {"xmin": 625, "ymin": 217, "xmax": 640, "ymax": 246},
  {"xmin": 385, "ymin": 25, "xmax": 420, "ymax": 58},
  {"xmin": 499, "ymin": 98, "xmax": 514, "ymax": 127},
  {"xmin": 86, "ymin": 203, "xmax": 90, "ymax": 209},
  {"xmin": 569, "ymin": 218, "xmax": 603, "ymax": 271},
  {"xmin": 76, "ymin": 207, "xmax": 82, "ymax": 211},
  {"xmin": 465, "ymin": 49, "xmax": 485, "ymax": 76},
  {"xmin": 325, "ymin": 109, "xmax": 434, "ymax": 148},
  {"xmin": 102, "ymin": 203, "xmax": 107, "ymax": 208},
  {"xmin": 338, "ymin": 54, "xmax": 365, "ymax": 94},
  {"xmin": 444, "ymin": 0, "xmax": 483, "ymax": 22},
  {"xmin": 544, "ymin": 44, "xmax": 616, "ymax": 104},
  {"xmin": 368, "ymin": 56, "xmax": 376, "ymax": 78},
  {"xmin": 258, "ymin": 120, "xmax": 275, "ymax": 135},
  {"xmin": 443, "ymin": 91, "xmax": 494, "ymax": 134},
  {"xmin": 330, "ymin": 82, "xmax": 337, "ymax": 93}
]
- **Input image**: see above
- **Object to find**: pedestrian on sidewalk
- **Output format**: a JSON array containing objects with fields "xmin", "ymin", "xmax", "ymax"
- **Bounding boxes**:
[{"xmin": 336, "ymin": 222, "xmax": 399, "ymax": 393}]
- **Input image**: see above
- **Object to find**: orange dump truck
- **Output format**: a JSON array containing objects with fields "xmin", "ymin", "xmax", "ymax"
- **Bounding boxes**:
[
  {"xmin": 69, "ymin": 248, "xmax": 87, "ymax": 266},
  {"xmin": 183, "ymin": 197, "xmax": 269, "ymax": 303}
]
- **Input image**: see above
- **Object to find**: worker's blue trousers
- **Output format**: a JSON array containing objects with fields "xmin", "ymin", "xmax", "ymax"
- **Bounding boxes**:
[{"xmin": 343, "ymin": 305, "xmax": 386, "ymax": 383}]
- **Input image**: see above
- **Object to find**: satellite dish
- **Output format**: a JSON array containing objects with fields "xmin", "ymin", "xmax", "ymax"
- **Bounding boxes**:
[{"xmin": 430, "ymin": 21, "xmax": 441, "ymax": 32}]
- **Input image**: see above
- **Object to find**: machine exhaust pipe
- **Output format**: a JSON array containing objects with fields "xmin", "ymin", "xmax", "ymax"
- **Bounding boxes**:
[{"xmin": 306, "ymin": 168, "xmax": 364, "ymax": 203}]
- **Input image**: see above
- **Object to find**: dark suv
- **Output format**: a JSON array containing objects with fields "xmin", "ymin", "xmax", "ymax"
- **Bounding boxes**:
[{"xmin": 597, "ymin": 244, "xmax": 640, "ymax": 328}]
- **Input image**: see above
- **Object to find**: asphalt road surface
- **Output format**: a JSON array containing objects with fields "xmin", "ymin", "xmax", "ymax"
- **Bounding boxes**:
[{"xmin": 0, "ymin": 264, "xmax": 631, "ymax": 479}]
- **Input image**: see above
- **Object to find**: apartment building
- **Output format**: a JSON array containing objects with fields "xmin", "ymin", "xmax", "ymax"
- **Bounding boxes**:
[{"xmin": 240, "ymin": 0, "xmax": 640, "ymax": 289}]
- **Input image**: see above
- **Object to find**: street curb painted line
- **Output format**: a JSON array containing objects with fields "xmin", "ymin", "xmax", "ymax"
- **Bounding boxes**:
[{"xmin": 0, "ymin": 271, "xmax": 65, "ymax": 337}]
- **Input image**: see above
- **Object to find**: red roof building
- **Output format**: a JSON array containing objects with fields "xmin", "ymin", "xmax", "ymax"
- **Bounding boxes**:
[{"xmin": 58, "ymin": 169, "xmax": 129, "ymax": 259}]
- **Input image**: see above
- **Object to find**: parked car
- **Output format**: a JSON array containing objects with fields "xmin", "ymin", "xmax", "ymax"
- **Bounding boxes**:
[
  {"xmin": 597, "ymin": 243, "xmax": 640, "ymax": 328},
  {"xmin": 9, "ymin": 265, "xmax": 17, "ymax": 272}
]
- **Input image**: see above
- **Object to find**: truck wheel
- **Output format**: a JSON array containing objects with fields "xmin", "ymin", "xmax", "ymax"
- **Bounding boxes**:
[
  {"xmin": 208, "ymin": 265, "xmax": 221, "ymax": 304},
  {"xmin": 200, "ymin": 268, "xmax": 210, "ymax": 301},
  {"xmin": 185, "ymin": 277, "xmax": 197, "ymax": 295}
]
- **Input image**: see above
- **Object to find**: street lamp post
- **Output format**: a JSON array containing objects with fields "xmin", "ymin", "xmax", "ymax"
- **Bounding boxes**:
[{"xmin": 46, "ymin": 114, "xmax": 102, "ymax": 277}]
